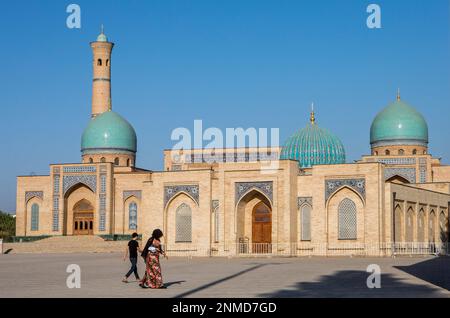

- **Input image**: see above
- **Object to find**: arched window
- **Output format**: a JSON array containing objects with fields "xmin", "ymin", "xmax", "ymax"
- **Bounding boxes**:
[
  {"xmin": 398, "ymin": 149, "xmax": 405, "ymax": 155},
  {"xmin": 385, "ymin": 150, "xmax": 390, "ymax": 155},
  {"xmin": 300, "ymin": 204, "xmax": 312, "ymax": 241},
  {"xmin": 97, "ymin": 59, "xmax": 102, "ymax": 66},
  {"xmin": 129, "ymin": 202, "xmax": 137, "ymax": 230},
  {"xmin": 418, "ymin": 209, "xmax": 425, "ymax": 242},
  {"xmin": 338, "ymin": 198, "xmax": 357, "ymax": 240},
  {"xmin": 80, "ymin": 221, "xmax": 84, "ymax": 230},
  {"xmin": 394, "ymin": 205, "xmax": 403, "ymax": 242},
  {"xmin": 423, "ymin": 150, "xmax": 427, "ymax": 155},
  {"xmin": 176, "ymin": 203, "xmax": 192, "ymax": 242},
  {"xmin": 127, "ymin": 159, "xmax": 130, "ymax": 167},
  {"xmin": 374, "ymin": 151, "xmax": 378, "ymax": 156},
  {"xmin": 406, "ymin": 208, "xmax": 414, "ymax": 242},
  {"xmin": 106, "ymin": 59, "xmax": 109, "ymax": 66},
  {"xmin": 31, "ymin": 203, "xmax": 39, "ymax": 231},
  {"xmin": 114, "ymin": 157, "xmax": 119, "ymax": 166},
  {"xmin": 100, "ymin": 157, "xmax": 106, "ymax": 163},
  {"xmin": 89, "ymin": 158, "xmax": 93, "ymax": 163},
  {"xmin": 439, "ymin": 212, "xmax": 447, "ymax": 243},
  {"xmin": 429, "ymin": 211, "xmax": 436, "ymax": 242},
  {"xmin": 75, "ymin": 222, "xmax": 78, "ymax": 230},
  {"xmin": 412, "ymin": 149, "xmax": 417, "ymax": 155}
]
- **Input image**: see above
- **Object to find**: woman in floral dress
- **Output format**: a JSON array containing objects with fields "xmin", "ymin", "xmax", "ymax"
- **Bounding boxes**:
[{"xmin": 139, "ymin": 229, "xmax": 167, "ymax": 289}]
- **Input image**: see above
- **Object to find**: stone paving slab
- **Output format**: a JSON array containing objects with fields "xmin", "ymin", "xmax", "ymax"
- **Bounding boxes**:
[{"xmin": 0, "ymin": 253, "xmax": 449, "ymax": 298}]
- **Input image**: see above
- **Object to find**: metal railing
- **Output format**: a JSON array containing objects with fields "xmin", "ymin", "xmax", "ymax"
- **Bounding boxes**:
[{"xmin": 163, "ymin": 242, "xmax": 450, "ymax": 258}]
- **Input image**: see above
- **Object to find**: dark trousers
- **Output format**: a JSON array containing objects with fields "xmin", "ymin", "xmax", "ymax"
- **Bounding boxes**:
[{"xmin": 125, "ymin": 257, "xmax": 140, "ymax": 279}]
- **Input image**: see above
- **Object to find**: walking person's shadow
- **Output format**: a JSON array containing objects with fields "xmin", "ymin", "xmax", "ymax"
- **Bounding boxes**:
[{"xmin": 164, "ymin": 281, "xmax": 186, "ymax": 288}]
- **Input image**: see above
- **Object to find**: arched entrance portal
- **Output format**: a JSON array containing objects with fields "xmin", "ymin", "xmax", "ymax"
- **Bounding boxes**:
[
  {"xmin": 73, "ymin": 199, "xmax": 94, "ymax": 235},
  {"xmin": 236, "ymin": 189, "xmax": 272, "ymax": 254},
  {"xmin": 252, "ymin": 202, "xmax": 272, "ymax": 253}
]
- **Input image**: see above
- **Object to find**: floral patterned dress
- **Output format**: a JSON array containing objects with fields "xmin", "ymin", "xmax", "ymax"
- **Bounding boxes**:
[{"xmin": 140, "ymin": 241, "xmax": 163, "ymax": 289}]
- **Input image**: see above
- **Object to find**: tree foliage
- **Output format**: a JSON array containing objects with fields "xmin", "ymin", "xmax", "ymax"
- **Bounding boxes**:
[{"xmin": 0, "ymin": 211, "xmax": 15, "ymax": 240}]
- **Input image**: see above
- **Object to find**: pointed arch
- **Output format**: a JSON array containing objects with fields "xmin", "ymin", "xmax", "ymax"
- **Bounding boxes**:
[
  {"xmin": 326, "ymin": 186, "xmax": 364, "ymax": 243},
  {"xmin": 405, "ymin": 207, "xmax": 414, "ymax": 242},
  {"xmin": 326, "ymin": 185, "xmax": 365, "ymax": 209},
  {"xmin": 165, "ymin": 191, "xmax": 198, "ymax": 210},
  {"xmin": 164, "ymin": 193, "xmax": 198, "ymax": 247},
  {"xmin": 394, "ymin": 204, "xmax": 403, "ymax": 243},
  {"xmin": 417, "ymin": 208, "xmax": 425, "ymax": 242},
  {"xmin": 386, "ymin": 175, "xmax": 411, "ymax": 184},
  {"xmin": 236, "ymin": 188, "xmax": 272, "ymax": 209}
]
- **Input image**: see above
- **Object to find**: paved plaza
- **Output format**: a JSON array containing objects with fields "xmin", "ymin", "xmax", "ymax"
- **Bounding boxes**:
[{"xmin": 0, "ymin": 253, "xmax": 449, "ymax": 298}]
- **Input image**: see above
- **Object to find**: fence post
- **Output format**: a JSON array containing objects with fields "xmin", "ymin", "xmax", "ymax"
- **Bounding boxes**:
[{"xmin": 0, "ymin": 238, "xmax": 3, "ymax": 255}]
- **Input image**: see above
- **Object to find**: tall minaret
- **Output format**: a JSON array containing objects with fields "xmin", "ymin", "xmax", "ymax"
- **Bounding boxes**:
[{"xmin": 90, "ymin": 25, "xmax": 114, "ymax": 117}]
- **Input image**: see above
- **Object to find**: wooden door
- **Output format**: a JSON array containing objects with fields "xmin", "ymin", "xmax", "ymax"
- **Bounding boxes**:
[{"xmin": 252, "ymin": 202, "xmax": 272, "ymax": 253}]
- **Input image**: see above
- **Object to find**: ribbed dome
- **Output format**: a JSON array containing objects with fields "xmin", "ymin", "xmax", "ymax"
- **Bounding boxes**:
[
  {"xmin": 81, "ymin": 111, "xmax": 137, "ymax": 155},
  {"xmin": 280, "ymin": 114, "xmax": 346, "ymax": 168},
  {"xmin": 370, "ymin": 98, "xmax": 428, "ymax": 147}
]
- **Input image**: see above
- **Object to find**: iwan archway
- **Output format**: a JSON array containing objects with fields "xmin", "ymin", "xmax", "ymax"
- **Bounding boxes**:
[
  {"xmin": 63, "ymin": 183, "xmax": 96, "ymax": 236},
  {"xmin": 236, "ymin": 189, "xmax": 272, "ymax": 253}
]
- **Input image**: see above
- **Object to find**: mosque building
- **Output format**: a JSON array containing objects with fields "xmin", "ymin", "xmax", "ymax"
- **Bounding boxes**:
[{"xmin": 15, "ymin": 31, "xmax": 450, "ymax": 256}]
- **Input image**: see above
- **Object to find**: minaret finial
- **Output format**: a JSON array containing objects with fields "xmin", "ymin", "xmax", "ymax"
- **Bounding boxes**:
[
  {"xmin": 397, "ymin": 88, "xmax": 401, "ymax": 101},
  {"xmin": 310, "ymin": 102, "xmax": 315, "ymax": 124},
  {"xmin": 108, "ymin": 97, "xmax": 112, "ymax": 111},
  {"xmin": 101, "ymin": 24, "xmax": 104, "ymax": 34}
]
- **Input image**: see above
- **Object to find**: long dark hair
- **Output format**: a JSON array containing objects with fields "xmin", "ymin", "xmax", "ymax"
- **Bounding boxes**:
[{"xmin": 141, "ymin": 229, "xmax": 164, "ymax": 258}]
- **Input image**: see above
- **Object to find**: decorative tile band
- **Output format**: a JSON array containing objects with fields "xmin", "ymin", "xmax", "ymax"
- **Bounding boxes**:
[
  {"xmin": 325, "ymin": 179, "xmax": 366, "ymax": 203},
  {"xmin": 384, "ymin": 168, "xmax": 416, "ymax": 184},
  {"xmin": 123, "ymin": 190, "xmax": 142, "ymax": 201},
  {"xmin": 164, "ymin": 185, "xmax": 199, "ymax": 207},
  {"xmin": 98, "ymin": 171, "xmax": 107, "ymax": 232},
  {"xmin": 298, "ymin": 197, "xmax": 312, "ymax": 208},
  {"xmin": 52, "ymin": 171, "xmax": 60, "ymax": 232},
  {"xmin": 63, "ymin": 175, "xmax": 97, "ymax": 195},
  {"xmin": 235, "ymin": 181, "xmax": 273, "ymax": 205},
  {"xmin": 377, "ymin": 158, "xmax": 416, "ymax": 165},
  {"xmin": 25, "ymin": 191, "xmax": 43, "ymax": 203},
  {"xmin": 63, "ymin": 166, "xmax": 96, "ymax": 173}
]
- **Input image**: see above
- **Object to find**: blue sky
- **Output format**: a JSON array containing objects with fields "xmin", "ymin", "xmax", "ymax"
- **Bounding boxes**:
[{"xmin": 0, "ymin": 0, "xmax": 449, "ymax": 212}]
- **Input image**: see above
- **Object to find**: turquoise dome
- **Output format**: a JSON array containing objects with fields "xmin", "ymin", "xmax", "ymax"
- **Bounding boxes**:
[
  {"xmin": 370, "ymin": 99, "xmax": 428, "ymax": 147},
  {"xmin": 97, "ymin": 32, "xmax": 108, "ymax": 42},
  {"xmin": 81, "ymin": 111, "xmax": 137, "ymax": 155},
  {"xmin": 280, "ymin": 114, "xmax": 346, "ymax": 168}
]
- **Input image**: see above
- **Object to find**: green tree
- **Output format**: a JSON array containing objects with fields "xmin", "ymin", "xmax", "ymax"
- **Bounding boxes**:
[{"xmin": 0, "ymin": 211, "xmax": 16, "ymax": 240}]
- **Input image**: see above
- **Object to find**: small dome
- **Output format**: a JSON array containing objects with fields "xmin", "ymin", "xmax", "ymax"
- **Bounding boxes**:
[
  {"xmin": 370, "ymin": 98, "xmax": 428, "ymax": 147},
  {"xmin": 97, "ymin": 32, "xmax": 108, "ymax": 42},
  {"xmin": 280, "ymin": 113, "xmax": 346, "ymax": 168},
  {"xmin": 81, "ymin": 111, "xmax": 137, "ymax": 155}
]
